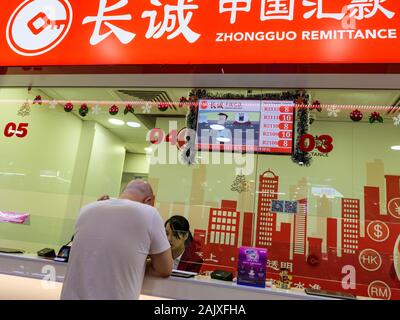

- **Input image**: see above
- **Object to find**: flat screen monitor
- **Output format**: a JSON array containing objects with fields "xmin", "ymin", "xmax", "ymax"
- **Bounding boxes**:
[{"xmin": 196, "ymin": 99, "xmax": 295, "ymax": 154}]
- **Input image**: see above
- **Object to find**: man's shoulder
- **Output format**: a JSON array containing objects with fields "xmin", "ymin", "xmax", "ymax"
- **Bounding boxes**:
[{"xmin": 79, "ymin": 199, "xmax": 159, "ymax": 218}]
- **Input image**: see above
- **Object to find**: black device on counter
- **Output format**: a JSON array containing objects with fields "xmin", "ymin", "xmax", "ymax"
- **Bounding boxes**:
[
  {"xmin": 0, "ymin": 247, "xmax": 24, "ymax": 254},
  {"xmin": 305, "ymin": 288, "xmax": 357, "ymax": 300},
  {"xmin": 54, "ymin": 245, "xmax": 71, "ymax": 262},
  {"xmin": 211, "ymin": 270, "xmax": 233, "ymax": 282},
  {"xmin": 53, "ymin": 236, "xmax": 73, "ymax": 262},
  {"xmin": 171, "ymin": 270, "xmax": 197, "ymax": 278},
  {"xmin": 37, "ymin": 248, "xmax": 56, "ymax": 258}
]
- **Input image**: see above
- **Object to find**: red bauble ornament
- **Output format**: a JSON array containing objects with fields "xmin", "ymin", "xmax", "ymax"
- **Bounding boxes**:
[
  {"xmin": 64, "ymin": 102, "xmax": 73, "ymax": 112},
  {"xmin": 158, "ymin": 102, "xmax": 169, "ymax": 112},
  {"xmin": 109, "ymin": 105, "xmax": 119, "ymax": 115},
  {"xmin": 124, "ymin": 104, "xmax": 134, "ymax": 115},
  {"xmin": 79, "ymin": 104, "xmax": 89, "ymax": 117},
  {"xmin": 350, "ymin": 109, "xmax": 363, "ymax": 122}
]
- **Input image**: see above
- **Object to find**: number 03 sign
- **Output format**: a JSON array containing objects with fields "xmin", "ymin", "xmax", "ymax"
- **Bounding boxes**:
[{"xmin": 299, "ymin": 134, "xmax": 334, "ymax": 154}]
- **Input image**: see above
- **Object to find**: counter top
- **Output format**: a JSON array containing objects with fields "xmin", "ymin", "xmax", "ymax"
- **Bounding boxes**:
[{"xmin": 0, "ymin": 252, "xmax": 336, "ymax": 300}]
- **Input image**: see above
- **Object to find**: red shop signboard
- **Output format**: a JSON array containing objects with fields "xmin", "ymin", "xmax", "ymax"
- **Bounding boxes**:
[{"xmin": 1, "ymin": 0, "xmax": 400, "ymax": 66}]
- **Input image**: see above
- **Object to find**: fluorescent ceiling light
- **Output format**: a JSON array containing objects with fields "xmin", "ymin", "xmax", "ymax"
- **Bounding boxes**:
[
  {"xmin": 210, "ymin": 124, "xmax": 225, "ymax": 130},
  {"xmin": 127, "ymin": 121, "xmax": 141, "ymax": 128},
  {"xmin": 391, "ymin": 145, "xmax": 400, "ymax": 151},
  {"xmin": 216, "ymin": 137, "xmax": 231, "ymax": 143},
  {"xmin": 108, "ymin": 118, "xmax": 125, "ymax": 126}
]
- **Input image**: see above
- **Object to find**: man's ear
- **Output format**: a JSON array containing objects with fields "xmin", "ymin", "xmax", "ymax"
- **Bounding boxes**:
[{"xmin": 144, "ymin": 196, "xmax": 155, "ymax": 206}]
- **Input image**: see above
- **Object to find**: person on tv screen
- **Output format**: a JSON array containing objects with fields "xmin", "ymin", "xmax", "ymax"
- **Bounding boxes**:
[{"xmin": 165, "ymin": 215, "xmax": 203, "ymax": 273}]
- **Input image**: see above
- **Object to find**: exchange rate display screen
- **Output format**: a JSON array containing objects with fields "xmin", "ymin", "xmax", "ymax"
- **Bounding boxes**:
[{"xmin": 196, "ymin": 99, "xmax": 295, "ymax": 154}]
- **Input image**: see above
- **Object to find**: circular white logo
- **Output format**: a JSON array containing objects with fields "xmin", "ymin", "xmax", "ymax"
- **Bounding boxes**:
[
  {"xmin": 388, "ymin": 198, "xmax": 400, "ymax": 219},
  {"xmin": 6, "ymin": 0, "xmax": 73, "ymax": 56},
  {"xmin": 368, "ymin": 281, "xmax": 391, "ymax": 300},
  {"xmin": 358, "ymin": 248, "xmax": 382, "ymax": 272},
  {"xmin": 366, "ymin": 220, "xmax": 390, "ymax": 242}
]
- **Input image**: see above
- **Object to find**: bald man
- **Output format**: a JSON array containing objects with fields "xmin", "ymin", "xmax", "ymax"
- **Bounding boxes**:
[{"xmin": 60, "ymin": 180, "xmax": 172, "ymax": 300}]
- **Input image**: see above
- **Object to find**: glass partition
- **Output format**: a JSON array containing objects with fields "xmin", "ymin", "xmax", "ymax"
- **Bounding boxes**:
[{"xmin": 0, "ymin": 87, "xmax": 399, "ymax": 300}]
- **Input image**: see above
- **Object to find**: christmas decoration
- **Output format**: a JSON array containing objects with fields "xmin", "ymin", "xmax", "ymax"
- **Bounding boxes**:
[
  {"xmin": 292, "ymin": 106, "xmax": 312, "ymax": 166},
  {"xmin": 327, "ymin": 105, "xmax": 340, "ymax": 117},
  {"xmin": 179, "ymin": 88, "xmax": 311, "ymax": 165},
  {"xmin": 182, "ymin": 88, "xmax": 308, "ymax": 103},
  {"xmin": 79, "ymin": 104, "xmax": 89, "ymax": 117},
  {"xmin": 181, "ymin": 103, "xmax": 198, "ymax": 165},
  {"xmin": 33, "ymin": 95, "xmax": 42, "ymax": 105},
  {"xmin": 350, "ymin": 109, "xmax": 363, "ymax": 122},
  {"xmin": 17, "ymin": 100, "xmax": 31, "ymax": 117},
  {"xmin": 48, "ymin": 100, "xmax": 57, "ymax": 109},
  {"xmin": 308, "ymin": 100, "xmax": 322, "ymax": 125},
  {"xmin": 231, "ymin": 175, "xmax": 251, "ymax": 193},
  {"xmin": 179, "ymin": 97, "xmax": 189, "ymax": 108},
  {"xmin": 369, "ymin": 111, "xmax": 383, "ymax": 123},
  {"xmin": 309, "ymin": 113, "xmax": 316, "ymax": 125},
  {"xmin": 158, "ymin": 102, "xmax": 169, "ymax": 112},
  {"xmin": 64, "ymin": 102, "xmax": 73, "ymax": 112},
  {"xmin": 310, "ymin": 100, "xmax": 322, "ymax": 112},
  {"xmin": 276, "ymin": 268, "xmax": 292, "ymax": 289},
  {"xmin": 109, "ymin": 105, "xmax": 119, "ymax": 115},
  {"xmin": 92, "ymin": 105, "xmax": 101, "ymax": 115},
  {"xmin": 142, "ymin": 103, "xmax": 152, "ymax": 113},
  {"xmin": 124, "ymin": 104, "xmax": 134, "ymax": 115},
  {"xmin": 393, "ymin": 115, "xmax": 400, "ymax": 126}
]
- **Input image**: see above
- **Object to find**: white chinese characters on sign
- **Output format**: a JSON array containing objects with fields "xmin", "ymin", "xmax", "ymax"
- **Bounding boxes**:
[
  {"xmin": 142, "ymin": 0, "xmax": 200, "ymax": 43},
  {"xmin": 204, "ymin": 253, "xmax": 219, "ymax": 263},
  {"xmin": 303, "ymin": 0, "xmax": 345, "ymax": 20},
  {"xmin": 267, "ymin": 259, "xmax": 280, "ymax": 270},
  {"xmin": 347, "ymin": 0, "xmax": 395, "ymax": 20},
  {"xmin": 220, "ymin": 0, "xmax": 252, "ymax": 24},
  {"xmin": 281, "ymin": 261, "xmax": 293, "ymax": 272},
  {"xmin": 83, "ymin": 0, "xmax": 135, "ymax": 45},
  {"xmin": 303, "ymin": 0, "xmax": 394, "ymax": 20},
  {"xmin": 261, "ymin": 0, "xmax": 294, "ymax": 21}
]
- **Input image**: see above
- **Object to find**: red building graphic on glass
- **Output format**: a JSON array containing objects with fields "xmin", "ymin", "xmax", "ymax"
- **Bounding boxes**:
[
  {"xmin": 207, "ymin": 200, "xmax": 240, "ymax": 247},
  {"xmin": 341, "ymin": 198, "xmax": 360, "ymax": 255},
  {"xmin": 294, "ymin": 198, "xmax": 308, "ymax": 255},
  {"xmin": 256, "ymin": 170, "xmax": 279, "ymax": 248}
]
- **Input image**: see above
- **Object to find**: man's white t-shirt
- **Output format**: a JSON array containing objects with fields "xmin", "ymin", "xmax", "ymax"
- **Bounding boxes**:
[{"xmin": 60, "ymin": 199, "xmax": 170, "ymax": 300}]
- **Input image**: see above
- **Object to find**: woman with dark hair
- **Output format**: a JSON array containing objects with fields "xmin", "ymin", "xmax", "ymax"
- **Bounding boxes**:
[{"xmin": 165, "ymin": 215, "xmax": 203, "ymax": 273}]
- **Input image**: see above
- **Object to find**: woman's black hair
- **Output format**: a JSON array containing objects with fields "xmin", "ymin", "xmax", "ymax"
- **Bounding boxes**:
[{"xmin": 165, "ymin": 215, "xmax": 193, "ymax": 247}]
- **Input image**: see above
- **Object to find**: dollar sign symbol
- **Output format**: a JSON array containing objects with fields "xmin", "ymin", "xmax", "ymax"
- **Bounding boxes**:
[{"xmin": 374, "ymin": 224, "xmax": 383, "ymax": 239}]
